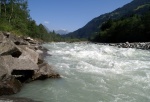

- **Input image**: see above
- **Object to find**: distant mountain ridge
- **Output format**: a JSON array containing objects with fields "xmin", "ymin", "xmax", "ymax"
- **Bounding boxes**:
[
  {"xmin": 66, "ymin": 0, "xmax": 150, "ymax": 39},
  {"xmin": 55, "ymin": 29, "xmax": 69, "ymax": 35}
]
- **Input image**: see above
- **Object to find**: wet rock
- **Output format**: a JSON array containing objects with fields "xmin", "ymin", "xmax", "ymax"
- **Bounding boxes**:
[
  {"xmin": 0, "ymin": 75, "xmax": 22, "ymax": 96},
  {"xmin": 33, "ymin": 62, "xmax": 60, "ymax": 80},
  {"xmin": 37, "ymin": 46, "xmax": 51, "ymax": 59},
  {"xmin": 37, "ymin": 58, "xmax": 44, "ymax": 65}
]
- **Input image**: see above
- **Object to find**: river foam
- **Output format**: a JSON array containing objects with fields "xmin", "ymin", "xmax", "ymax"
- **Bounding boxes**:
[{"xmin": 14, "ymin": 42, "xmax": 150, "ymax": 102}]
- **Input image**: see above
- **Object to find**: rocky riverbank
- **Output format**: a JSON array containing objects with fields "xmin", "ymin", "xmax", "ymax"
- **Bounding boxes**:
[
  {"xmin": 94, "ymin": 42, "xmax": 150, "ymax": 50},
  {"xmin": 0, "ymin": 31, "xmax": 60, "ymax": 101},
  {"xmin": 108, "ymin": 42, "xmax": 150, "ymax": 50}
]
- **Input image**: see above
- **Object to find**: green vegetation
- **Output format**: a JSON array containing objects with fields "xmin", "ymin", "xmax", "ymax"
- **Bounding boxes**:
[
  {"xmin": 0, "ymin": 0, "xmax": 63, "ymax": 42},
  {"xmin": 1, "ymin": 0, "xmax": 149, "ymax": 43},
  {"xmin": 91, "ymin": 12, "xmax": 150, "ymax": 43},
  {"xmin": 66, "ymin": 0, "xmax": 150, "ymax": 39},
  {"xmin": 134, "ymin": 4, "xmax": 150, "ymax": 11}
]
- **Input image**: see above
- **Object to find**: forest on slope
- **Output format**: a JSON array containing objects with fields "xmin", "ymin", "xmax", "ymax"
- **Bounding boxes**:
[
  {"xmin": 66, "ymin": 0, "xmax": 150, "ymax": 42},
  {"xmin": 0, "ymin": 0, "xmax": 63, "ymax": 42},
  {"xmin": 1, "ymin": 0, "xmax": 150, "ymax": 43},
  {"xmin": 91, "ymin": 12, "xmax": 150, "ymax": 43}
]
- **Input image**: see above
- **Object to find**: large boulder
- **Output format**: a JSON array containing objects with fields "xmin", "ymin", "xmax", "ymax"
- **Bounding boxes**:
[
  {"xmin": 18, "ymin": 45, "xmax": 39, "ymax": 64},
  {"xmin": 0, "ymin": 75, "xmax": 22, "ymax": 96},
  {"xmin": 33, "ymin": 62, "xmax": 60, "ymax": 80},
  {"xmin": 0, "ymin": 55, "xmax": 39, "ymax": 75},
  {"xmin": 3, "ymin": 32, "xmax": 29, "ymax": 45},
  {"xmin": 0, "ymin": 39, "xmax": 39, "ymax": 64},
  {"xmin": 0, "ymin": 55, "xmax": 39, "ymax": 83},
  {"xmin": 0, "ymin": 40, "xmax": 20, "ymax": 56},
  {"xmin": 0, "ymin": 31, "xmax": 61, "ymax": 96},
  {"xmin": 36, "ymin": 46, "xmax": 51, "ymax": 60}
]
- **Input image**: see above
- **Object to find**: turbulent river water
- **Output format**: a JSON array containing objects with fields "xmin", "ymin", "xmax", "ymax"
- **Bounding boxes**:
[{"xmin": 14, "ymin": 42, "xmax": 150, "ymax": 102}]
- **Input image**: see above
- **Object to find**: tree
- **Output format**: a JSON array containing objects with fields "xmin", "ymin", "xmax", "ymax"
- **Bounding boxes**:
[
  {"xmin": 92, "ymin": 12, "xmax": 150, "ymax": 43},
  {"xmin": 0, "ymin": 0, "xmax": 64, "ymax": 42}
]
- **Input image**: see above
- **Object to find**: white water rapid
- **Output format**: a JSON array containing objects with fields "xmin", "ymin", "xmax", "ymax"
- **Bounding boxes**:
[{"xmin": 14, "ymin": 42, "xmax": 150, "ymax": 102}]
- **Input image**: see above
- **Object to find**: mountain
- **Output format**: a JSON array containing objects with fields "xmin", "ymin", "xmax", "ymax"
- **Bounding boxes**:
[
  {"xmin": 55, "ymin": 29, "xmax": 69, "ymax": 35},
  {"xmin": 66, "ymin": 0, "xmax": 150, "ymax": 39}
]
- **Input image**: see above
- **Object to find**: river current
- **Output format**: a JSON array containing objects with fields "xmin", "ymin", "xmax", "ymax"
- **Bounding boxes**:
[{"xmin": 14, "ymin": 42, "xmax": 150, "ymax": 102}]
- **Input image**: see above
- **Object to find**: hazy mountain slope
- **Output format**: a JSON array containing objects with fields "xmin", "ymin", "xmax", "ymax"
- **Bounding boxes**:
[
  {"xmin": 55, "ymin": 29, "xmax": 69, "ymax": 35},
  {"xmin": 66, "ymin": 0, "xmax": 150, "ymax": 39}
]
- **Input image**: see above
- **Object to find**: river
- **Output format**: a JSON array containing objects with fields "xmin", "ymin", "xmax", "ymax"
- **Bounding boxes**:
[{"xmin": 14, "ymin": 42, "xmax": 150, "ymax": 102}]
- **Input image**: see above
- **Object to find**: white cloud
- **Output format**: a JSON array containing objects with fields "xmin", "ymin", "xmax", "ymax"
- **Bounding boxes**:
[{"xmin": 44, "ymin": 21, "xmax": 49, "ymax": 24}]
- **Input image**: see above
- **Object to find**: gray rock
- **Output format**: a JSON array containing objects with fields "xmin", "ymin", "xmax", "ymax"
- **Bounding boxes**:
[
  {"xmin": 3, "ymin": 32, "xmax": 29, "ymax": 46},
  {"xmin": 24, "ymin": 37, "xmax": 38, "ymax": 45},
  {"xmin": 113, "ymin": 42, "xmax": 150, "ymax": 50},
  {"xmin": 18, "ymin": 45, "xmax": 39, "ymax": 64},
  {"xmin": 0, "ymin": 31, "xmax": 60, "ymax": 96},
  {"xmin": 0, "ymin": 32, "xmax": 5, "ymax": 43},
  {"xmin": 0, "ymin": 39, "xmax": 39, "ymax": 64},
  {"xmin": 3, "ymin": 32, "xmax": 19, "ymax": 42},
  {"xmin": 0, "ymin": 75, "xmax": 22, "ymax": 96},
  {"xmin": 3, "ymin": 32, "xmax": 11, "ymax": 38},
  {"xmin": 0, "ymin": 65, "xmax": 7, "ymax": 80},
  {"xmin": 33, "ymin": 62, "xmax": 60, "ymax": 80},
  {"xmin": 0, "ymin": 55, "xmax": 39, "ymax": 75},
  {"xmin": 24, "ymin": 37, "xmax": 34, "ymax": 41},
  {"xmin": 0, "ymin": 41, "xmax": 19, "ymax": 56},
  {"xmin": 37, "ymin": 46, "xmax": 51, "ymax": 60},
  {"xmin": 14, "ymin": 40, "xmax": 30, "ymax": 46}
]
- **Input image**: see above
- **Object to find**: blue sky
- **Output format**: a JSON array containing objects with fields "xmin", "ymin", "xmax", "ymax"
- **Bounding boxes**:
[{"xmin": 28, "ymin": 0, "xmax": 132, "ymax": 32}]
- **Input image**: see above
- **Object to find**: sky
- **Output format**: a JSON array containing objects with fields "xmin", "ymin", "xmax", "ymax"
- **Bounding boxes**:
[{"xmin": 28, "ymin": 0, "xmax": 132, "ymax": 32}]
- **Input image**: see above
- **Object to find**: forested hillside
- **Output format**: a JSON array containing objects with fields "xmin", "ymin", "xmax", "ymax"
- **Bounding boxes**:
[
  {"xmin": 66, "ymin": 0, "xmax": 150, "ymax": 40},
  {"xmin": 91, "ymin": 12, "xmax": 150, "ymax": 43},
  {"xmin": 0, "ymin": 0, "xmax": 62, "ymax": 42}
]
